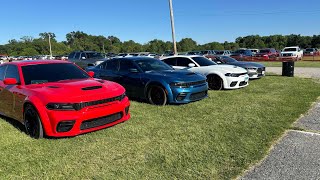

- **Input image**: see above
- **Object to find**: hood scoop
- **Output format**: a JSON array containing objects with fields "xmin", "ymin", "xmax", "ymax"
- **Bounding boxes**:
[{"xmin": 82, "ymin": 86, "xmax": 103, "ymax": 91}]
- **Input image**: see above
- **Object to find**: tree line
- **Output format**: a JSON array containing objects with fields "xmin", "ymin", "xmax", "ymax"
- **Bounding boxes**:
[{"xmin": 0, "ymin": 31, "xmax": 319, "ymax": 56}]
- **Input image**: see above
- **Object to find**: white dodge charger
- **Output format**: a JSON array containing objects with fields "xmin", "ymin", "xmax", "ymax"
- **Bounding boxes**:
[{"xmin": 162, "ymin": 55, "xmax": 249, "ymax": 90}]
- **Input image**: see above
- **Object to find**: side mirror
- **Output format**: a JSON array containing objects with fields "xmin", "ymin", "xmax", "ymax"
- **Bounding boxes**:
[
  {"xmin": 4, "ymin": 78, "xmax": 18, "ymax": 85},
  {"xmin": 188, "ymin": 63, "xmax": 196, "ymax": 68},
  {"xmin": 81, "ymin": 57, "xmax": 86, "ymax": 60},
  {"xmin": 129, "ymin": 68, "xmax": 139, "ymax": 73},
  {"xmin": 87, "ymin": 71, "xmax": 95, "ymax": 78}
]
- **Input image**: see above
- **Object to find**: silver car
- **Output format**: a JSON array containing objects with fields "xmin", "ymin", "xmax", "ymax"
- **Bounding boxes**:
[{"xmin": 68, "ymin": 51, "xmax": 108, "ymax": 68}]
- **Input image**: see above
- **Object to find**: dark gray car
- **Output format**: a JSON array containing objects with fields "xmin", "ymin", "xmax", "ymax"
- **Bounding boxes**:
[
  {"xmin": 213, "ymin": 56, "xmax": 265, "ymax": 79},
  {"xmin": 68, "ymin": 51, "xmax": 108, "ymax": 68}
]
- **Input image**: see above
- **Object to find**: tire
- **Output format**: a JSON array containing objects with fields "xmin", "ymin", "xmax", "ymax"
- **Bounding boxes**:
[
  {"xmin": 147, "ymin": 85, "xmax": 167, "ymax": 106},
  {"xmin": 207, "ymin": 75, "xmax": 223, "ymax": 90},
  {"xmin": 24, "ymin": 104, "xmax": 44, "ymax": 139}
]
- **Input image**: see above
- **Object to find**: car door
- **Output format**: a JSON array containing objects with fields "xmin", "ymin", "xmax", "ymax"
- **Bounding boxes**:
[
  {"xmin": 0, "ymin": 65, "xmax": 8, "ymax": 115},
  {"xmin": 97, "ymin": 60, "xmax": 120, "ymax": 82},
  {"xmin": 175, "ymin": 57, "xmax": 195, "ymax": 70},
  {"xmin": 0, "ymin": 65, "xmax": 22, "ymax": 119},
  {"xmin": 116, "ymin": 60, "xmax": 143, "ymax": 97}
]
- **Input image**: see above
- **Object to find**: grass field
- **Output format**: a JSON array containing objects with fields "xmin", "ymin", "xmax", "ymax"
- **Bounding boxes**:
[
  {"xmin": 260, "ymin": 61, "xmax": 320, "ymax": 68},
  {"xmin": 1, "ymin": 76, "xmax": 320, "ymax": 179}
]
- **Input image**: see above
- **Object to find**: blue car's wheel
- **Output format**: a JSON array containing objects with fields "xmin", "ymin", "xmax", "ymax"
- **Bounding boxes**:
[
  {"xmin": 147, "ymin": 85, "xmax": 167, "ymax": 106},
  {"xmin": 24, "ymin": 104, "xmax": 44, "ymax": 139}
]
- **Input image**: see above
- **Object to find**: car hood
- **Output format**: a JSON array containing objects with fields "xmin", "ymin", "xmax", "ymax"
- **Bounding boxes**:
[
  {"xmin": 193, "ymin": 65, "xmax": 247, "ymax": 74},
  {"xmin": 281, "ymin": 51, "xmax": 297, "ymax": 54},
  {"xmin": 227, "ymin": 62, "xmax": 265, "ymax": 68},
  {"xmin": 25, "ymin": 79, "xmax": 125, "ymax": 102},
  {"xmin": 145, "ymin": 70, "xmax": 205, "ymax": 82}
]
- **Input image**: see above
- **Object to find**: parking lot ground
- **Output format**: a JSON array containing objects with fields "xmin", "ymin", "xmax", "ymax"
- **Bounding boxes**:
[
  {"xmin": 267, "ymin": 67, "xmax": 320, "ymax": 79},
  {"xmin": 239, "ymin": 130, "xmax": 320, "ymax": 180},
  {"xmin": 294, "ymin": 101, "xmax": 320, "ymax": 132}
]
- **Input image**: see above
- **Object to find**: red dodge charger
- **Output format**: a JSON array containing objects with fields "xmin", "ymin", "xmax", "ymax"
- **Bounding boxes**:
[{"xmin": 0, "ymin": 60, "xmax": 130, "ymax": 138}]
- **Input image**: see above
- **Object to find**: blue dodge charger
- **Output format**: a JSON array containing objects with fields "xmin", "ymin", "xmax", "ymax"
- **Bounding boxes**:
[{"xmin": 86, "ymin": 57, "xmax": 208, "ymax": 105}]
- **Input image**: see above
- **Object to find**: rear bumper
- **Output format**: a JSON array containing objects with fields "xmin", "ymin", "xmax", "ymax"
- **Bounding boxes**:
[{"xmin": 40, "ymin": 97, "xmax": 130, "ymax": 137}]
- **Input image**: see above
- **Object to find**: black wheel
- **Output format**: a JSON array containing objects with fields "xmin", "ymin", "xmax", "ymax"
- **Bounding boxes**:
[
  {"xmin": 24, "ymin": 104, "xmax": 44, "ymax": 139},
  {"xmin": 147, "ymin": 85, "xmax": 167, "ymax": 105},
  {"xmin": 207, "ymin": 75, "xmax": 223, "ymax": 90}
]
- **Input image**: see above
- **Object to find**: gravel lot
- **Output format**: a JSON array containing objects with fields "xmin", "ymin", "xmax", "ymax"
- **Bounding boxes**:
[
  {"xmin": 267, "ymin": 67, "xmax": 320, "ymax": 79},
  {"xmin": 240, "ymin": 131, "xmax": 320, "ymax": 180},
  {"xmin": 294, "ymin": 102, "xmax": 320, "ymax": 132}
]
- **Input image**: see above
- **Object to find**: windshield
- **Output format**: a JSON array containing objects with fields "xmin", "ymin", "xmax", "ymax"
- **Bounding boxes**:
[
  {"xmin": 221, "ymin": 56, "xmax": 237, "ymax": 63},
  {"xmin": 305, "ymin": 48, "xmax": 314, "ymax": 52},
  {"xmin": 259, "ymin": 49, "xmax": 270, "ymax": 53},
  {"xmin": 283, "ymin": 48, "xmax": 298, "ymax": 52},
  {"xmin": 22, "ymin": 63, "xmax": 89, "ymax": 85},
  {"xmin": 191, "ymin": 57, "xmax": 217, "ymax": 66},
  {"xmin": 135, "ymin": 59, "xmax": 173, "ymax": 72},
  {"xmin": 215, "ymin": 51, "xmax": 224, "ymax": 55},
  {"xmin": 86, "ymin": 52, "xmax": 104, "ymax": 59}
]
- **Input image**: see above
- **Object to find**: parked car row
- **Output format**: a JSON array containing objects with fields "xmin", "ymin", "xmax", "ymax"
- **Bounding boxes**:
[{"xmin": 0, "ymin": 50, "xmax": 266, "ymax": 139}]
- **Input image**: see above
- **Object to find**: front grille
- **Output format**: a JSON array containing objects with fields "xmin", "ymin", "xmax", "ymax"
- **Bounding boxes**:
[
  {"xmin": 74, "ymin": 93, "xmax": 126, "ymax": 110},
  {"xmin": 239, "ymin": 81, "xmax": 247, "ymax": 86},
  {"xmin": 186, "ymin": 80, "xmax": 206, "ymax": 87},
  {"xmin": 80, "ymin": 112, "xmax": 123, "ymax": 130},
  {"xmin": 282, "ymin": 53, "xmax": 292, "ymax": 57},
  {"xmin": 190, "ymin": 91, "xmax": 207, "ymax": 101}
]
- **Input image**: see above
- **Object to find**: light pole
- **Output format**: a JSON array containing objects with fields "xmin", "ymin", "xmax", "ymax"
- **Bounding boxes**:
[
  {"xmin": 48, "ymin": 33, "xmax": 53, "ymax": 59},
  {"xmin": 168, "ymin": 0, "xmax": 177, "ymax": 55}
]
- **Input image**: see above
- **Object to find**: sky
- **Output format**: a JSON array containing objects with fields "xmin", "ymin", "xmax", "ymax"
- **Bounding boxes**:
[{"xmin": 0, "ymin": 0, "xmax": 320, "ymax": 45}]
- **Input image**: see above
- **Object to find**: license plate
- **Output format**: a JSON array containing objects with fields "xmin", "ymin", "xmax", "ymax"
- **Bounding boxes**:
[{"xmin": 262, "ymin": 71, "xmax": 265, "ymax": 75}]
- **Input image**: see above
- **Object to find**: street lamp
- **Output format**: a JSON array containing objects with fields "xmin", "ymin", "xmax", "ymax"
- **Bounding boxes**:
[
  {"xmin": 168, "ymin": 0, "xmax": 177, "ymax": 55},
  {"xmin": 48, "ymin": 33, "xmax": 53, "ymax": 59}
]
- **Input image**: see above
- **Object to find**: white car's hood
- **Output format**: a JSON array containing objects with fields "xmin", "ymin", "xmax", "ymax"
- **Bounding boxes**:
[{"xmin": 190, "ymin": 65, "xmax": 247, "ymax": 74}]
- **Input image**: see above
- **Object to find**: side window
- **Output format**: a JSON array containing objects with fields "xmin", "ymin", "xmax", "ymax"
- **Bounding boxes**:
[
  {"xmin": 105, "ymin": 60, "xmax": 119, "ymax": 71},
  {"xmin": 80, "ymin": 53, "xmax": 86, "ymax": 59},
  {"xmin": 176, "ymin": 57, "xmax": 192, "ymax": 67},
  {"xmin": 5, "ymin": 65, "xmax": 20, "ymax": 83},
  {"xmin": 68, "ymin": 52, "xmax": 75, "ymax": 59},
  {"xmin": 0, "ymin": 65, "xmax": 7, "ymax": 81},
  {"xmin": 74, "ymin": 52, "xmax": 80, "ymax": 59},
  {"xmin": 163, "ymin": 58, "xmax": 176, "ymax": 66},
  {"xmin": 119, "ymin": 61, "xmax": 136, "ymax": 72}
]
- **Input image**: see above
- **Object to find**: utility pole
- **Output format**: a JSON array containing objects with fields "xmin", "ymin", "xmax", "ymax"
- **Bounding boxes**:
[
  {"xmin": 48, "ymin": 33, "xmax": 53, "ymax": 59},
  {"xmin": 168, "ymin": 0, "xmax": 177, "ymax": 55}
]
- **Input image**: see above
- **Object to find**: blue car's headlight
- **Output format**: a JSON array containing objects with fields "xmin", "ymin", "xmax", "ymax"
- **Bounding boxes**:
[{"xmin": 170, "ymin": 82, "xmax": 189, "ymax": 88}]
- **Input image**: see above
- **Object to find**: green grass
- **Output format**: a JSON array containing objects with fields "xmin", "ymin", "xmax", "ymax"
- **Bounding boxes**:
[
  {"xmin": 260, "ymin": 61, "xmax": 320, "ymax": 68},
  {"xmin": 1, "ymin": 76, "xmax": 320, "ymax": 179}
]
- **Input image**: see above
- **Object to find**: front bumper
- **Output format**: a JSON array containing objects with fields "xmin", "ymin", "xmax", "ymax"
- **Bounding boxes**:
[
  {"xmin": 169, "ymin": 82, "xmax": 208, "ymax": 104},
  {"xmin": 224, "ymin": 74, "xmax": 249, "ymax": 89},
  {"xmin": 41, "ymin": 97, "xmax": 130, "ymax": 137}
]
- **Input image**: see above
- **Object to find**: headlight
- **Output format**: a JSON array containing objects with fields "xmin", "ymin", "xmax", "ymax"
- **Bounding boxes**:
[
  {"xmin": 170, "ymin": 82, "xmax": 189, "ymax": 88},
  {"xmin": 46, "ymin": 103, "xmax": 76, "ymax": 110},
  {"xmin": 246, "ymin": 68, "xmax": 257, "ymax": 72},
  {"xmin": 225, "ymin": 73, "xmax": 240, "ymax": 77}
]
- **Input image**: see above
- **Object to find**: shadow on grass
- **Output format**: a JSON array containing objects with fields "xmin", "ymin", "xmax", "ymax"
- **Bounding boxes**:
[{"xmin": 0, "ymin": 114, "xmax": 26, "ymax": 133}]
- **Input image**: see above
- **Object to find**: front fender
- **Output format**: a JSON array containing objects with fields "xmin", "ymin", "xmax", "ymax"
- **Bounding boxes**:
[
  {"xmin": 144, "ymin": 80, "xmax": 174, "ymax": 102},
  {"xmin": 206, "ymin": 72, "xmax": 228, "ymax": 88},
  {"xmin": 24, "ymin": 96, "xmax": 54, "ymax": 136}
]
